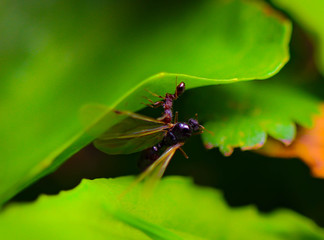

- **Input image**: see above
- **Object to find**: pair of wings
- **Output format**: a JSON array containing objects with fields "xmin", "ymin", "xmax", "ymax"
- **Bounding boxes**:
[
  {"xmin": 94, "ymin": 110, "xmax": 172, "ymax": 154},
  {"xmin": 93, "ymin": 110, "xmax": 182, "ymax": 194}
]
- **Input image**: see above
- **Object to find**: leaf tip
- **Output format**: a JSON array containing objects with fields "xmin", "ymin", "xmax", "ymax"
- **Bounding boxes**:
[
  {"xmin": 279, "ymin": 138, "xmax": 293, "ymax": 146},
  {"xmin": 204, "ymin": 143, "xmax": 214, "ymax": 149},
  {"xmin": 222, "ymin": 147, "xmax": 233, "ymax": 157},
  {"xmin": 241, "ymin": 142, "xmax": 264, "ymax": 151}
]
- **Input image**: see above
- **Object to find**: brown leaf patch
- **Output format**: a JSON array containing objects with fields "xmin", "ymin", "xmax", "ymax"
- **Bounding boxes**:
[{"xmin": 257, "ymin": 104, "xmax": 324, "ymax": 178}]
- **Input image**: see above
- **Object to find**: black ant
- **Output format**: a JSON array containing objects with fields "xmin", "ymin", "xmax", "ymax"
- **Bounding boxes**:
[{"xmin": 138, "ymin": 113, "xmax": 202, "ymax": 170}]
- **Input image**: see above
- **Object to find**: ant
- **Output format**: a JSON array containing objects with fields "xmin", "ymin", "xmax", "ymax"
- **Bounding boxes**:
[
  {"xmin": 139, "ymin": 113, "xmax": 203, "ymax": 170},
  {"xmin": 144, "ymin": 77, "xmax": 185, "ymax": 124},
  {"xmin": 93, "ymin": 80, "xmax": 205, "ymax": 189}
]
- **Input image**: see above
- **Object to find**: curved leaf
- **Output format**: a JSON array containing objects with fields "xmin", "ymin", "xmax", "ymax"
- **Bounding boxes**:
[
  {"xmin": 182, "ymin": 81, "xmax": 320, "ymax": 156},
  {"xmin": 272, "ymin": 0, "xmax": 324, "ymax": 75},
  {"xmin": 0, "ymin": 0, "xmax": 291, "ymax": 204},
  {"xmin": 1, "ymin": 177, "xmax": 323, "ymax": 240}
]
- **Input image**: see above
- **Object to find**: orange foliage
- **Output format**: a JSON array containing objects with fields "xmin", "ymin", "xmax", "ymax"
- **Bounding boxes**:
[{"xmin": 257, "ymin": 104, "xmax": 324, "ymax": 178}]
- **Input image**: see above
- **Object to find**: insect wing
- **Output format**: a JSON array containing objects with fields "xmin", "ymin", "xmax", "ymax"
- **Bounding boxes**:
[
  {"xmin": 122, "ymin": 143, "xmax": 183, "ymax": 196},
  {"xmin": 94, "ymin": 127, "xmax": 166, "ymax": 155},
  {"xmin": 94, "ymin": 110, "xmax": 169, "ymax": 154}
]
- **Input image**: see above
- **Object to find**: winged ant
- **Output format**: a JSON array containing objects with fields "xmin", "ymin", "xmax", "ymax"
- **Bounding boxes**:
[{"xmin": 93, "ymin": 80, "xmax": 203, "ymax": 190}]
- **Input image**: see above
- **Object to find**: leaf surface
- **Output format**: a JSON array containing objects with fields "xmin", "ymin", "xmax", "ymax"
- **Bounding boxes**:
[
  {"xmin": 1, "ymin": 177, "xmax": 323, "ymax": 240},
  {"xmin": 182, "ymin": 81, "xmax": 319, "ymax": 156}
]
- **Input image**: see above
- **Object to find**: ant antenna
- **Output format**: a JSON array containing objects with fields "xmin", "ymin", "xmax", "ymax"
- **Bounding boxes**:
[
  {"xmin": 193, "ymin": 113, "xmax": 214, "ymax": 136},
  {"xmin": 203, "ymin": 126, "xmax": 214, "ymax": 136}
]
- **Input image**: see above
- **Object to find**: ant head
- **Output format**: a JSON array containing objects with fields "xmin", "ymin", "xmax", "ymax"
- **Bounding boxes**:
[
  {"xmin": 176, "ymin": 82, "xmax": 185, "ymax": 97},
  {"xmin": 188, "ymin": 118, "xmax": 202, "ymax": 132}
]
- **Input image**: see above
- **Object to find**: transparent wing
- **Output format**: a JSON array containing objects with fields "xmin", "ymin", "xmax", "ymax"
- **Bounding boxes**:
[
  {"xmin": 94, "ymin": 110, "xmax": 170, "ymax": 154},
  {"xmin": 94, "ymin": 127, "xmax": 167, "ymax": 154},
  {"xmin": 121, "ymin": 143, "xmax": 183, "ymax": 197}
]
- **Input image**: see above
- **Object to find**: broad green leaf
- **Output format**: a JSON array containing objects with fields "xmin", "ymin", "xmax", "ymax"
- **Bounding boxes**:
[
  {"xmin": 0, "ymin": 177, "xmax": 323, "ymax": 240},
  {"xmin": 0, "ymin": 0, "xmax": 291, "ymax": 204},
  {"xmin": 181, "ymin": 81, "xmax": 320, "ymax": 156},
  {"xmin": 272, "ymin": 0, "xmax": 324, "ymax": 75}
]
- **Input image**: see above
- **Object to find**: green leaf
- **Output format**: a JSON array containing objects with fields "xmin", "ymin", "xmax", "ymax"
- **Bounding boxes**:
[
  {"xmin": 0, "ymin": 0, "xmax": 291, "ymax": 204},
  {"xmin": 182, "ymin": 80, "xmax": 320, "ymax": 156},
  {"xmin": 271, "ymin": 0, "xmax": 324, "ymax": 75},
  {"xmin": 1, "ymin": 177, "xmax": 323, "ymax": 239}
]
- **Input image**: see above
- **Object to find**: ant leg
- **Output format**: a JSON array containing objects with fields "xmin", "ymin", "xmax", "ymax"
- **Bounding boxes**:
[
  {"xmin": 142, "ymin": 97, "xmax": 155, "ymax": 104},
  {"xmin": 179, "ymin": 147, "xmax": 189, "ymax": 159},
  {"xmin": 141, "ymin": 101, "xmax": 163, "ymax": 108},
  {"xmin": 145, "ymin": 89, "xmax": 165, "ymax": 99},
  {"xmin": 142, "ymin": 95, "xmax": 164, "ymax": 108},
  {"xmin": 141, "ymin": 102, "xmax": 155, "ymax": 108},
  {"xmin": 175, "ymin": 76, "xmax": 178, "ymax": 98},
  {"xmin": 174, "ymin": 111, "xmax": 179, "ymax": 123},
  {"xmin": 143, "ymin": 96, "xmax": 163, "ymax": 107}
]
